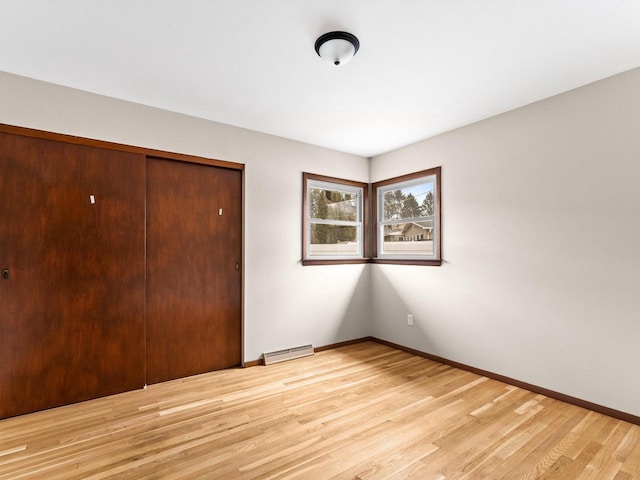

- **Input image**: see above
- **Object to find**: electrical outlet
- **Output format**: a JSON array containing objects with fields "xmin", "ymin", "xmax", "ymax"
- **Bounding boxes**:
[{"xmin": 407, "ymin": 314, "xmax": 414, "ymax": 326}]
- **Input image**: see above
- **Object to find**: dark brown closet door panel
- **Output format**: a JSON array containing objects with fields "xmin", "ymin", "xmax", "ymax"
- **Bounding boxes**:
[
  {"xmin": 0, "ymin": 132, "xmax": 146, "ymax": 419},
  {"xmin": 146, "ymin": 158, "xmax": 242, "ymax": 384}
]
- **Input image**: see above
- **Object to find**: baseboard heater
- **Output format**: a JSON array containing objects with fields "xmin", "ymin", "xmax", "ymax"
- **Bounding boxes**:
[{"xmin": 263, "ymin": 344, "xmax": 314, "ymax": 365}]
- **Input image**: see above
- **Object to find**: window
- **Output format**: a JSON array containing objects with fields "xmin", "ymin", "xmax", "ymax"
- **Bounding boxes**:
[
  {"xmin": 302, "ymin": 167, "xmax": 441, "ymax": 266},
  {"xmin": 372, "ymin": 167, "xmax": 441, "ymax": 266},
  {"xmin": 302, "ymin": 173, "xmax": 368, "ymax": 265}
]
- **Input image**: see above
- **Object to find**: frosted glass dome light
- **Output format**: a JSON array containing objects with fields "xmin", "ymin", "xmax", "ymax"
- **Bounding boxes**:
[{"xmin": 314, "ymin": 31, "xmax": 360, "ymax": 66}]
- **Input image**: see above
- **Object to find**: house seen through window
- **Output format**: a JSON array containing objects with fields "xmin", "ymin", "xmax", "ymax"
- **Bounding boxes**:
[
  {"xmin": 303, "ymin": 167, "xmax": 440, "ymax": 266},
  {"xmin": 374, "ymin": 167, "xmax": 440, "ymax": 262}
]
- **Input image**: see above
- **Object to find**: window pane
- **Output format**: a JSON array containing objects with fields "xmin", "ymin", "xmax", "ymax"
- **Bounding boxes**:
[
  {"xmin": 310, "ymin": 187, "xmax": 358, "ymax": 222},
  {"xmin": 310, "ymin": 224, "xmax": 359, "ymax": 256},
  {"xmin": 382, "ymin": 180, "xmax": 435, "ymax": 221},
  {"xmin": 381, "ymin": 221, "xmax": 434, "ymax": 255},
  {"xmin": 303, "ymin": 172, "xmax": 368, "ymax": 264}
]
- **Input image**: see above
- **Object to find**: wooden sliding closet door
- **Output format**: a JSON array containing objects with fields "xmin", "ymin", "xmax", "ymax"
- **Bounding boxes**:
[
  {"xmin": 0, "ymin": 132, "xmax": 146, "ymax": 419},
  {"xmin": 146, "ymin": 158, "xmax": 242, "ymax": 384}
]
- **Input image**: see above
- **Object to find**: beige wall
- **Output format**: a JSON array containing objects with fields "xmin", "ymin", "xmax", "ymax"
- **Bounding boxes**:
[
  {"xmin": 0, "ymin": 71, "xmax": 372, "ymax": 364},
  {"xmin": 370, "ymin": 67, "xmax": 640, "ymax": 416},
  {"xmin": 3, "ymin": 66, "xmax": 639, "ymax": 417}
]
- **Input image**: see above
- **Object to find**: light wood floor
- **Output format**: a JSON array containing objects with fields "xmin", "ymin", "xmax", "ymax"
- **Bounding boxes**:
[{"xmin": 1, "ymin": 342, "xmax": 638, "ymax": 479}]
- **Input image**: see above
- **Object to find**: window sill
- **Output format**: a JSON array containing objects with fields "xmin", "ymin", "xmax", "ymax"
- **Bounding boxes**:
[
  {"xmin": 369, "ymin": 258, "xmax": 442, "ymax": 266},
  {"xmin": 302, "ymin": 258, "xmax": 442, "ymax": 266},
  {"xmin": 302, "ymin": 258, "xmax": 370, "ymax": 266}
]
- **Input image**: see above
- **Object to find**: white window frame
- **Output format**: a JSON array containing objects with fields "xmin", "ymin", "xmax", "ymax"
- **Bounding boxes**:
[
  {"xmin": 373, "ymin": 167, "xmax": 441, "ymax": 265},
  {"xmin": 303, "ymin": 173, "xmax": 368, "ymax": 265}
]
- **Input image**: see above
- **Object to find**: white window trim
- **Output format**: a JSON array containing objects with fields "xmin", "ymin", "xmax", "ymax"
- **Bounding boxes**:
[
  {"xmin": 375, "ymin": 170, "xmax": 440, "ymax": 262},
  {"xmin": 304, "ymin": 175, "xmax": 366, "ymax": 262}
]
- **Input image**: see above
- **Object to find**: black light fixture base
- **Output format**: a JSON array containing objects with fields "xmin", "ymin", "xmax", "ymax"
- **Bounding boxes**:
[{"xmin": 314, "ymin": 31, "xmax": 360, "ymax": 58}]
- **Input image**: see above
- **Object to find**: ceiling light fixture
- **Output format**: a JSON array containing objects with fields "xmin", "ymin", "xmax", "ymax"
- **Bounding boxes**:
[{"xmin": 314, "ymin": 31, "xmax": 360, "ymax": 66}]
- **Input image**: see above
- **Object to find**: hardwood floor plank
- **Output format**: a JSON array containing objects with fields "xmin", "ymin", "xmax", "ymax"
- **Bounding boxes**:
[
  {"xmin": 0, "ymin": 342, "xmax": 638, "ymax": 479},
  {"xmin": 621, "ymin": 436, "xmax": 640, "ymax": 476}
]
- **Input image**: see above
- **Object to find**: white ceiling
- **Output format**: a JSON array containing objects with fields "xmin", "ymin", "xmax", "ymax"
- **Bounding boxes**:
[{"xmin": 2, "ymin": 0, "xmax": 640, "ymax": 157}]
